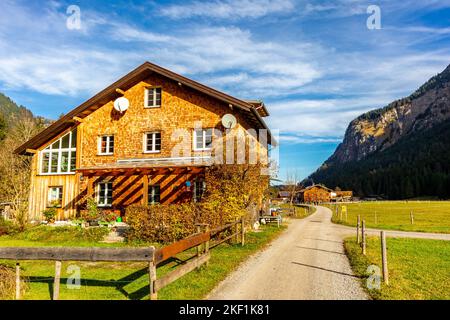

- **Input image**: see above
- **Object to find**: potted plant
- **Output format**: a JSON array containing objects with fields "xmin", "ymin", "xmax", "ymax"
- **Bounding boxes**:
[
  {"xmin": 84, "ymin": 197, "xmax": 99, "ymax": 226},
  {"xmin": 98, "ymin": 211, "xmax": 117, "ymax": 227},
  {"xmin": 42, "ymin": 208, "xmax": 57, "ymax": 223}
]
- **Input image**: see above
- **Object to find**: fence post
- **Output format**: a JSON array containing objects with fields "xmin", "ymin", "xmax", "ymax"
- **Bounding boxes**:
[
  {"xmin": 149, "ymin": 247, "xmax": 157, "ymax": 300},
  {"xmin": 53, "ymin": 260, "xmax": 62, "ymax": 300},
  {"xmin": 205, "ymin": 225, "xmax": 210, "ymax": 266},
  {"xmin": 15, "ymin": 262, "xmax": 20, "ymax": 300},
  {"xmin": 356, "ymin": 215, "xmax": 360, "ymax": 244},
  {"xmin": 196, "ymin": 225, "xmax": 202, "ymax": 256},
  {"xmin": 381, "ymin": 231, "xmax": 389, "ymax": 285},
  {"xmin": 410, "ymin": 210, "xmax": 414, "ymax": 224},
  {"xmin": 235, "ymin": 218, "xmax": 239, "ymax": 244},
  {"xmin": 241, "ymin": 217, "xmax": 245, "ymax": 246},
  {"xmin": 361, "ymin": 220, "xmax": 366, "ymax": 255}
]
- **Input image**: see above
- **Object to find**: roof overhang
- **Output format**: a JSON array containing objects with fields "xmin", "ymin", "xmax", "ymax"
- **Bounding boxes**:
[{"xmin": 15, "ymin": 61, "xmax": 276, "ymax": 155}]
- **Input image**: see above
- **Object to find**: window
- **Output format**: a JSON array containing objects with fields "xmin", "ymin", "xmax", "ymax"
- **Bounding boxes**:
[
  {"xmin": 145, "ymin": 87, "xmax": 161, "ymax": 108},
  {"xmin": 98, "ymin": 135, "xmax": 114, "ymax": 155},
  {"xmin": 47, "ymin": 187, "xmax": 63, "ymax": 208},
  {"xmin": 193, "ymin": 129, "xmax": 213, "ymax": 151},
  {"xmin": 40, "ymin": 129, "xmax": 77, "ymax": 174},
  {"xmin": 144, "ymin": 132, "xmax": 161, "ymax": 153},
  {"xmin": 97, "ymin": 182, "xmax": 113, "ymax": 207},
  {"xmin": 148, "ymin": 185, "xmax": 161, "ymax": 205},
  {"xmin": 193, "ymin": 179, "xmax": 206, "ymax": 202}
]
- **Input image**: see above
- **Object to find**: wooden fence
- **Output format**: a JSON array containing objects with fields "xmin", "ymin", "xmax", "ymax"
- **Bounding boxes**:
[{"xmin": 0, "ymin": 218, "xmax": 245, "ymax": 300}]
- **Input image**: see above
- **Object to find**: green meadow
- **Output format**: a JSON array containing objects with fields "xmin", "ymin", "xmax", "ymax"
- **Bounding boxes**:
[
  {"xmin": 345, "ymin": 236, "xmax": 450, "ymax": 300},
  {"xmin": 0, "ymin": 224, "xmax": 285, "ymax": 300},
  {"xmin": 330, "ymin": 201, "xmax": 450, "ymax": 233}
]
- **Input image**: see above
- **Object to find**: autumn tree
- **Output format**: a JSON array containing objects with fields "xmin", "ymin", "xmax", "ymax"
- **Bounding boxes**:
[
  {"xmin": 0, "ymin": 111, "xmax": 44, "ymax": 229},
  {"xmin": 285, "ymin": 170, "xmax": 302, "ymax": 205}
]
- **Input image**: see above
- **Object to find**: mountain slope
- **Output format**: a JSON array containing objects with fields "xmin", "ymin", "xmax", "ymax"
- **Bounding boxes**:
[
  {"xmin": 0, "ymin": 92, "xmax": 40, "ymax": 141},
  {"xmin": 309, "ymin": 64, "xmax": 450, "ymax": 199}
]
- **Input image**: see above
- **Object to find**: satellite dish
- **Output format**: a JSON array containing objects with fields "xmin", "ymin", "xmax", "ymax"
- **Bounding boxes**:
[
  {"xmin": 221, "ymin": 114, "xmax": 237, "ymax": 129},
  {"xmin": 113, "ymin": 97, "xmax": 129, "ymax": 113}
]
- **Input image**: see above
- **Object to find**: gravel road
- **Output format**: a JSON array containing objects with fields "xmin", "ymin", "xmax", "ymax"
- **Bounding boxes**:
[{"xmin": 207, "ymin": 206, "xmax": 369, "ymax": 300}]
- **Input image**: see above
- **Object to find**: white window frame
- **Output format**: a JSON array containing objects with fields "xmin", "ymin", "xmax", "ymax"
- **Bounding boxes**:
[
  {"xmin": 97, "ymin": 182, "xmax": 113, "ymax": 207},
  {"xmin": 193, "ymin": 129, "xmax": 213, "ymax": 151},
  {"xmin": 47, "ymin": 186, "xmax": 63, "ymax": 208},
  {"xmin": 98, "ymin": 135, "xmax": 114, "ymax": 155},
  {"xmin": 144, "ymin": 87, "xmax": 161, "ymax": 108},
  {"xmin": 148, "ymin": 185, "xmax": 161, "ymax": 205},
  {"xmin": 143, "ymin": 132, "xmax": 161, "ymax": 153},
  {"xmin": 39, "ymin": 129, "xmax": 77, "ymax": 175}
]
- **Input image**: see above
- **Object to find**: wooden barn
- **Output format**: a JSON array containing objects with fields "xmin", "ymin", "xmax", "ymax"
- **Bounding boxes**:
[
  {"xmin": 298, "ymin": 184, "xmax": 332, "ymax": 203},
  {"xmin": 15, "ymin": 61, "xmax": 274, "ymax": 221},
  {"xmin": 331, "ymin": 190, "xmax": 353, "ymax": 202}
]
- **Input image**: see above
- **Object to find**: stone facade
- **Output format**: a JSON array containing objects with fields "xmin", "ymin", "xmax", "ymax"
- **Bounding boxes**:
[{"xmin": 28, "ymin": 70, "xmax": 269, "ymax": 220}]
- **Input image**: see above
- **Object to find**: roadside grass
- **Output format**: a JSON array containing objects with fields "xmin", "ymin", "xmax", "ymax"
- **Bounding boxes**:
[
  {"xmin": 0, "ymin": 224, "xmax": 286, "ymax": 300},
  {"xmin": 328, "ymin": 201, "xmax": 450, "ymax": 233},
  {"xmin": 344, "ymin": 236, "xmax": 450, "ymax": 300},
  {"xmin": 278, "ymin": 203, "xmax": 316, "ymax": 219}
]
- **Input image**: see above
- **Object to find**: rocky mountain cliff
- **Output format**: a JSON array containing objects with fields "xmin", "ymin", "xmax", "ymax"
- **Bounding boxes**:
[
  {"xmin": 326, "ymin": 64, "xmax": 450, "ymax": 165},
  {"xmin": 308, "ymin": 64, "xmax": 450, "ymax": 199}
]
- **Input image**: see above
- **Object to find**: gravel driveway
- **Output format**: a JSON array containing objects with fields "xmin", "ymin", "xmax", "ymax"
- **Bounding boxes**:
[{"xmin": 207, "ymin": 206, "xmax": 369, "ymax": 300}]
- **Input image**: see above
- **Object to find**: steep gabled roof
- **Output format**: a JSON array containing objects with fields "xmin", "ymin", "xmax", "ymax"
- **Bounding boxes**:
[
  {"xmin": 15, "ymin": 61, "xmax": 276, "ymax": 155},
  {"xmin": 299, "ymin": 184, "xmax": 333, "ymax": 193}
]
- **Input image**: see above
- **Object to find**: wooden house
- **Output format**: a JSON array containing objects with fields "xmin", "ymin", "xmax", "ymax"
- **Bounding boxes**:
[
  {"xmin": 298, "ymin": 184, "xmax": 332, "ymax": 203},
  {"xmin": 15, "ymin": 62, "xmax": 274, "ymax": 221},
  {"xmin": 331, "ymin": 190, "xmax": 353, "ymax": 202}
]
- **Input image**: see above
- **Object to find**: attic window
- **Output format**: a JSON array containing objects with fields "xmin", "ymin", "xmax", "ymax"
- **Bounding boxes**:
[
  {"xmin": 145, "ymin": 87, "xmax": 161, "ymax": 108},
  {"xmin": 40, "ymin": 129, "xmax": 77, "ymax": 175}
]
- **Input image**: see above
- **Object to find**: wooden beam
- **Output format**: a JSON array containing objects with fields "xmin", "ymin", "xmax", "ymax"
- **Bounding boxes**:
[
  {"xmin": 25, "ymin": 148, "xmax": 37, "ymax": 154},
  {"xmin": 115, "ymin": 88, "xmax": 125, "ymax": 95},
  {"xmin": 53, "ymin": 261, "xmax": 62, "ymax": 300},
  {"xmin": 72, "ymin": 116, "xmax": 83, "ymax": 123},
  {"xmin": 0, "ymin": 247, "xmax": 156, "ymax": 262}
]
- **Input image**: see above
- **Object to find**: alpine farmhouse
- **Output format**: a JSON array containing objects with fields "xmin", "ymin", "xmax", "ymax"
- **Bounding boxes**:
[{"xmin": 15, "ymin": 62, "xmax": 275, "ymax": 221}]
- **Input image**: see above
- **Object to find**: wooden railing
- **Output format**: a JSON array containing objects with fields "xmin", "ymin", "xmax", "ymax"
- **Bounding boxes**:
[{"xmin": 0, "ymin": 217, "xmax": 245, "ymax": 300}]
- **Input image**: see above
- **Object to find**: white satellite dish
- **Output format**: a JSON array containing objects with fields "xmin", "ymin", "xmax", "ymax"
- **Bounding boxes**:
[
  {"xmin": 221, "ymin": 113, "xmax": 237, "ymax": 129},
  {"xmin": 113, "ymin": 97, "xmax": 129, "ymax": 113}
]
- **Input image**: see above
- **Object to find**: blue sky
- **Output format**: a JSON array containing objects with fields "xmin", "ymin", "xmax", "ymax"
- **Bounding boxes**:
[{"xmin": 1, "ymin": 0, "xmax": 450, "ymax": 182}]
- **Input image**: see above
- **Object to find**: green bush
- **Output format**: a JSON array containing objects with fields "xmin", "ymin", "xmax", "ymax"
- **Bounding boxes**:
[
  {"xmin": 126, "ymin": 204, "xmax": 198, "ymax": 243},
  {"xmin": 0, "ymin": 218, "xmax": 19, "ymax": 236},
  {"xmin": 10, "ymin": 225, "xmax": 109, "ymax": 242},
  {"xmin": 42, "ymin": 208, "xmax": 57, "ymax": 222}
]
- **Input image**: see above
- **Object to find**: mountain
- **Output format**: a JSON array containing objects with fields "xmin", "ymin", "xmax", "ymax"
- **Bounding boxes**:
[
  {"xmin": 0, "ymin": 92, "xmax": 35, "ymax": 140},
  {"xmin": 308, "ymin": 64, "xmax": 450, "ymax": 199},
  {"xmin": 0, "ymin": 92, "xmax": 33, "ymax": 121}
]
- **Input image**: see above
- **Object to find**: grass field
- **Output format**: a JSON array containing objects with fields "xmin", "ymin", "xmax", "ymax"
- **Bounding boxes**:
[
  {"xmin": 0, "ymin": 224, "xmax": 286, "ymax": 300},
  {"xmin": 345, "ymin": 236, "xmax": 450, "ymax": 300},
  {"xmin": 329, "ymin": 201, "xmax": 450, "ymax": 233},
  {"xmin": 277, "ymin": 203, "xmax": 316, "ymax": 219}
]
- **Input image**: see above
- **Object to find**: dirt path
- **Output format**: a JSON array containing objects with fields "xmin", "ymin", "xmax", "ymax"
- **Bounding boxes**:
[{"xmin": 207, "ymin": 206, "xmax": 368, "ymax": 300}]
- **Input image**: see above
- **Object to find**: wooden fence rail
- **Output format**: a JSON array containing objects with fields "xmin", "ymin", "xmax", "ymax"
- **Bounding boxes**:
[{"xmin": 0, "ymin": 218, "xmax": 245, "ymax": 300}]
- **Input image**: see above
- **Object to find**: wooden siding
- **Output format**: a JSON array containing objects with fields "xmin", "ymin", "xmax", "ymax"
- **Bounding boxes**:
[
  {"xmin": 301, "ymin": 186, "xmax": 331, "ymax": 203},
  {"xmin": 28, "ymin": 153, "xmax": 79, "ymax": 220}
]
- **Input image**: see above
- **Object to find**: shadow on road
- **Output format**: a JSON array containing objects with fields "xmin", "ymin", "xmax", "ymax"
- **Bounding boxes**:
[
  {"xmin": 295, "ymin": 246, "xmax": 345, "ymax": 255},
  {"xmin": 291, "ymin": 261, "xmax": 361, "ymax": 279}
]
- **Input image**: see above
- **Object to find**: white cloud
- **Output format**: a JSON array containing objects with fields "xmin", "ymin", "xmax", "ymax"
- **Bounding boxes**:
[
  {"xmin": 160, "ymin": 0, "xmax": 295, "ymax": 19},
  {"xmin": 0, "ymin": 0, "xmax": 449, "ymax": 142}
]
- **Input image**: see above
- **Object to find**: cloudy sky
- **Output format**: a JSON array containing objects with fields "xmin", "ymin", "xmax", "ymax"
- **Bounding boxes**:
[{"xmin": 1, "ymin": 0, "xmax": 450, "ymax": 181}]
